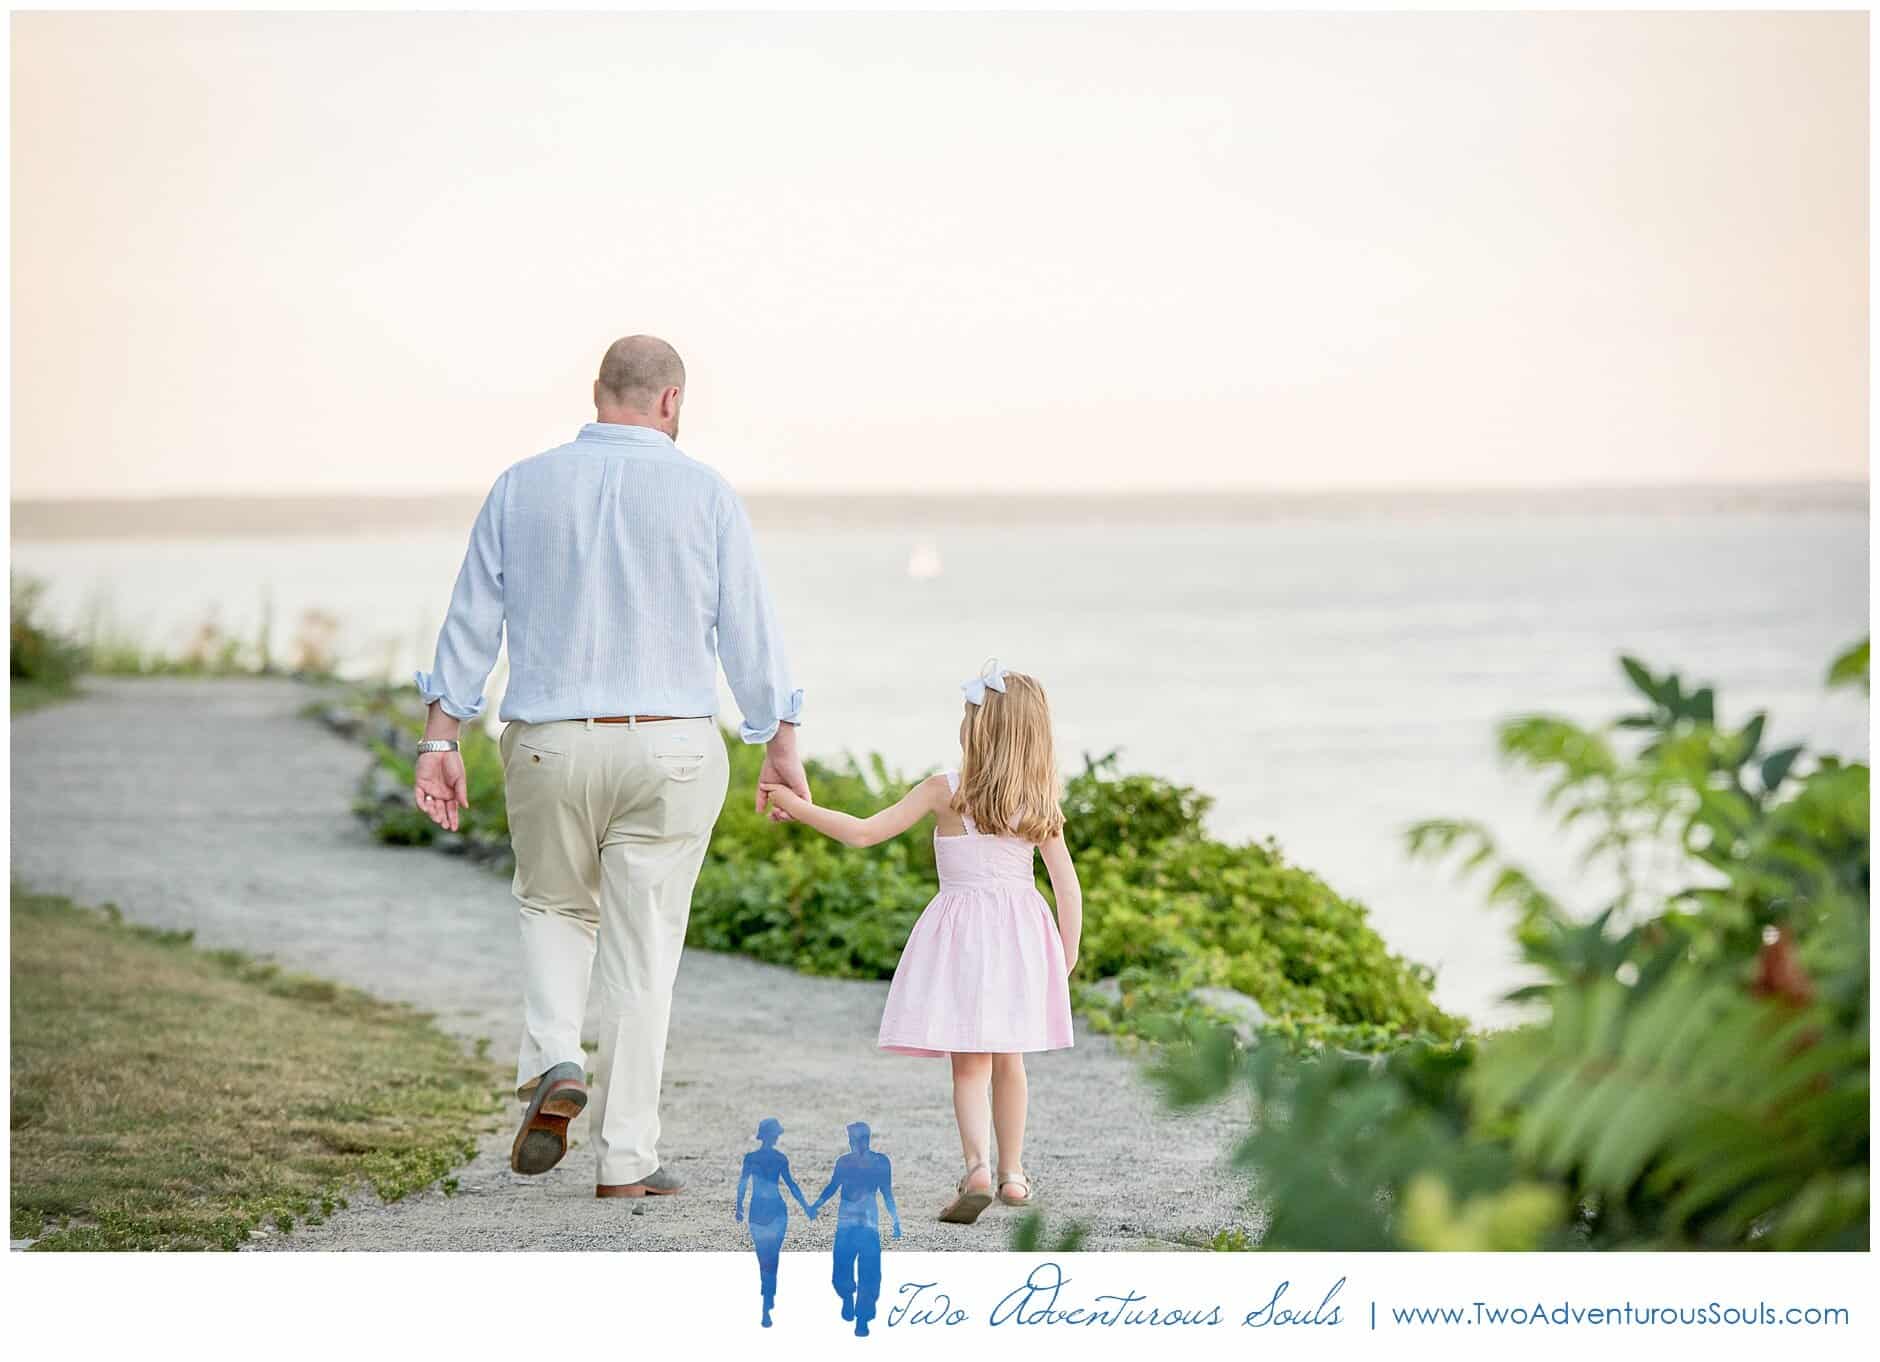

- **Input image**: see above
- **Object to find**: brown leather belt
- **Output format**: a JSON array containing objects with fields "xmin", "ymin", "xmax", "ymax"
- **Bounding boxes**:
[{"xmin": 589, "ymin": 715, "xmax": 702, "ymax": 725}]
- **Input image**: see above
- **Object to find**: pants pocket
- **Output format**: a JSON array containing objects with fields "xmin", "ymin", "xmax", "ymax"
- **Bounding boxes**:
[
  {"xmin": 502, "ymin": 724, "xmax": 575, "ymax": 837},
  {"xmin": 651, "ymin": 732, "xmax": 710, "ymax": 782},
  {"xmin": 650, "ymin": 729, "xmax": 728, "ymax": 837},
  {"xmin": 501, "ymin": 722, "xmax": 571, "ymax": 773}
]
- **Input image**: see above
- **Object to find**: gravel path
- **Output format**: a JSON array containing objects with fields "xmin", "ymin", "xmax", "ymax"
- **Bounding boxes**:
[{"xmin": 10, "ymin": 677, "xmax": 1254, "ymax": 1251}]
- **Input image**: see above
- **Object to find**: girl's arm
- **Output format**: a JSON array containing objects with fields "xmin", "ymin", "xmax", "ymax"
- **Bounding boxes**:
[
  {"xmin": 1039, "ymin": 833, "xmax": 1082, "ymax": 972},
  {"xmin": 735, "ymin": 1157, "xmax": 750, "ymax": 1221},
  {"xmin": 760, "ymin": 773, "xmax": 950, "ymax": 848}
]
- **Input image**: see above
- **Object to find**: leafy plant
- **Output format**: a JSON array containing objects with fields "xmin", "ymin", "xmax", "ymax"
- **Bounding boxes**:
[
  {"xmin": 1008, "ymin": 1210, "xmax": 1088, "ymax": 1252},
  {"xmin": 1073, "ymin": 831, "xmax": 1461, "ymax": 1046},
  {"xmin": 11, "ymin": 575, "xmax": 87, "ymax": 698},
  {"xmin": 1157, "ymin": 643, "xmax": 1870, "ymax": 1250},
  {"xmin": 1061, "ymin": 750, "xmax": 1214, "ymax": 856},
  {"xmin": 339, "ymin": 695, "xmax": 1458, "ymax": 1047},
  {"xmin": 343, "ymin": 685, "xmax": 510, "ymax": 855}
]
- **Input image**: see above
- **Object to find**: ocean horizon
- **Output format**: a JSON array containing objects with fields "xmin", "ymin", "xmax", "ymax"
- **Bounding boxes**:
[{"xmin": 10, "ymin": 479, "xmax": 1867, "ymax": 541}]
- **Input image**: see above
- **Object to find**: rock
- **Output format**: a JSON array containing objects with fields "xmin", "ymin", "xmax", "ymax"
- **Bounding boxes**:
[
  {"xmin": 363, "ymin": 764, "xmax": 407, "ymax": 805},
  {"xmin": 318, "ymin": 707, "xmax": 364, "ymax": 740},
  {"xmin": 1189, "ymin": 987, "xmax": 1269, "ymax": 1043},
  {"xmin": 1088, "ymin": 977, "xmax": 1123, "ymax": 1003}
]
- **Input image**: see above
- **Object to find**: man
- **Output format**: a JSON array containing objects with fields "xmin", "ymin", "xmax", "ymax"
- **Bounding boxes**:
[
  {"xmin": 808, "ymin": 1123, "xmax": 902, "ymax": 1337},
  {"xmin": 410, "ymin": 335, "xmax": 809, "ymax": 1198}
]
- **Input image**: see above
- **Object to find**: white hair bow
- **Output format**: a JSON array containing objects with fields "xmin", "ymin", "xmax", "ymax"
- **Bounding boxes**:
[{"xmin": 961, "ymin": 658, "xmax": 1010, "ymax": 707}]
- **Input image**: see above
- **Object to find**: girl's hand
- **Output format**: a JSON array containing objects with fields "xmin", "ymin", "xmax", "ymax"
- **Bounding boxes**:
[
  {"xmin": 761, "ymin": 782, "xmax": 809, "ymax": 817},
  {"xmin": 1062, "ymin": 936, "xmax": 1080, "ymax": 973}
]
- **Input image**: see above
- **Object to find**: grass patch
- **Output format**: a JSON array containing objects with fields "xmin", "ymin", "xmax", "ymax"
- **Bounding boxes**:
[{"xmin": 9, "ymin": 885, "xmax": 504, "ymax": 1250}]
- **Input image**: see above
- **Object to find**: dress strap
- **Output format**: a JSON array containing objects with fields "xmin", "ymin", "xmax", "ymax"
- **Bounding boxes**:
[{"xmin": 943, "ymin": 770, "xmax": 977, "ymax": 835}]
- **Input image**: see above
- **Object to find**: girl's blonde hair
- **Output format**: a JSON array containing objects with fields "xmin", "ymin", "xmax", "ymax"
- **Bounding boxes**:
[{"xmin": 955, "ymin": 669, "xmax": 1065, "ymax": 844}]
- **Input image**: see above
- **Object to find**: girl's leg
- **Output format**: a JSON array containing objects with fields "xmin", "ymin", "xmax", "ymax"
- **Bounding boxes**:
[
  {"xmin": 990, "ymin": 1053, "xmax": 1028, "ymax": 1191},
  {"xmin": 949, "ymin": 1052, "xmax": 994, "ymax": 1191}
]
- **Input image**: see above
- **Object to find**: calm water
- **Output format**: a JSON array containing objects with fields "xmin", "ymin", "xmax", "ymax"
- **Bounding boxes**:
[{"xmin": 14, "ymin": 498, "xmax": 1869, "ymax": 1021}]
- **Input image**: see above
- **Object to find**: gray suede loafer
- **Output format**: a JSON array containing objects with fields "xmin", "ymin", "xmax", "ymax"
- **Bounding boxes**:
[
  {"xmin": 596, "ymin": 1166, "xmax": 684, "ymax": 1198},
  {"xmin": 510, "ymin": 1061, "xmax": 587, "ymax": 1175}
]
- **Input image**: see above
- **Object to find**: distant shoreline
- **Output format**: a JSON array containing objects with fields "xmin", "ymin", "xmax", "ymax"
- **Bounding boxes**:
[{"xmin": 10, "ymin": 481, "xmax": 1868, "ymax": 542}]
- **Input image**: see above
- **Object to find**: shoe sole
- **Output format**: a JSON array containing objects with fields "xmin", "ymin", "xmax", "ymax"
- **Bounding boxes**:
[
  {"xmin": 510, "ymin": 1077, "xmax": 588, "ymax": 1175},
  {"xmin": 595, "ymin": 1182, "xmax": 683, "ymax": 1198},
  {"xmin": 939, "ymin": 1189, "xmax": 994, "ymax": 1224}
]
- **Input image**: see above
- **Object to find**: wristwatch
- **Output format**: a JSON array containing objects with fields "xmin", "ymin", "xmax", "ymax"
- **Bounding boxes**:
[{"xmin": 416, "ymin": 740, "xmax": 460, "ymax": 755}]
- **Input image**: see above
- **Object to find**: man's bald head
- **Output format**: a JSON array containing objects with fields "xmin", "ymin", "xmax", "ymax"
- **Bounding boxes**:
[{"xmin": 593, "ymin": 335, "xmax": 687, "ymax": 437}]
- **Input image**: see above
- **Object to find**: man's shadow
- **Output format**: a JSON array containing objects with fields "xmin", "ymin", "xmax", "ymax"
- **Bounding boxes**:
[{"xmin": 807, "ymin": 1122, "xmax": 902, "ymax": 1337}]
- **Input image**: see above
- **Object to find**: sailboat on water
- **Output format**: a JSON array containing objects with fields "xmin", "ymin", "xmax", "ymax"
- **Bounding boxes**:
[{"xmin": 906, "ymin": 541, "xmax": 943, "ymax": 580}]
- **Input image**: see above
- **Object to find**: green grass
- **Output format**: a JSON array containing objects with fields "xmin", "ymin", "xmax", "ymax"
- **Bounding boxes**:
[{"xmin": 9, "ymin": 885, "xmax": 504, "ymax": 1250}]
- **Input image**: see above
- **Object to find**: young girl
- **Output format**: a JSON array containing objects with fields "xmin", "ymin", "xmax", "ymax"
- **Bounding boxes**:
[{"xmin": 760, "ymin": 660, "xmax": 1081, "ymax": 1225}]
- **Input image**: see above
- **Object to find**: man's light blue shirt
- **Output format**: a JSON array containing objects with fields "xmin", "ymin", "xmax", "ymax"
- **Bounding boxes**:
[{"xmin": 415, "ymin": 422, "xmax": 802, "ymax": 743}]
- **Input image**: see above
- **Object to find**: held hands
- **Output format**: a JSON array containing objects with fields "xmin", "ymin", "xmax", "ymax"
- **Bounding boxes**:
[
  {"xmin": 413, "ymin": 751, "xmax": 470, "ymax": 832},
  {"xmin": 756, "ymin": 725, "xmax": 811, "ymax": 824},
  {"xmin": 759, "ymin": 782, "xmax": 811, "ymax": 820}
]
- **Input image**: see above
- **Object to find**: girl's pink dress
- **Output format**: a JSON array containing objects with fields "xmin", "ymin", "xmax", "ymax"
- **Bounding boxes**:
[{"xmin": 876, "ymin": 771, "xmax": 1074, "ymax": 1057}]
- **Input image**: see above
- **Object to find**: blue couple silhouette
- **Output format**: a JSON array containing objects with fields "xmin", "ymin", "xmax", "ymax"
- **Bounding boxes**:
[{"xmin": 735, "ymin": 1118, "xmax": 903, "ymax": 1334}]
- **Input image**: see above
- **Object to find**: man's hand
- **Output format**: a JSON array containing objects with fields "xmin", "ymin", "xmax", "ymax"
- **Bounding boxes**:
[
  {"xmin": 756, "ymin": 722, "xmax": 810, "ymax": 824},
  {"xmin": 414, "ymin": 750, "xmax": 469, "ymax": 831},
  {"xmin": 759, "ymin": 782, "xmax": 811, "ymax": 821}
]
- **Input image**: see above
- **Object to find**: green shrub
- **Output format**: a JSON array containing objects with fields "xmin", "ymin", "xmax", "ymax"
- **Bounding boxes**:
[
  {"xmin": 343, "ymin": 686, "xmax": 510, "ymax": 856},
  {"xmin": 1156, "ymin": 643, "xmax": 1870, "ymax": 1250},
  {"xmin": 346, "ymin": 688, "xmax": 1457, "ymax": 1045},
  {"xmin": 686, "ymin": 742, "xmax": 1458, "ymax": 1045},
  {"xmin": 11, "ymin": 576, "xmax": 86, "ymax": 694},
  {"xmin": 1061, "ymin": 750, "xmax": 1214, "ymax": 854},
  {"xmin": 687, "ymin": 742, "xmax": 936, "ymax": 975},
  {"xmin": 1072, "ymin": 835, "xmax": 1460, "ymax": 1044}
]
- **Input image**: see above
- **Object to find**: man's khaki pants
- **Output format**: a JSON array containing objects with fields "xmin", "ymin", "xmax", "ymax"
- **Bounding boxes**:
[{"xmin": 500, "ymin": 716, "xmax": 729, "ymax": 1187}]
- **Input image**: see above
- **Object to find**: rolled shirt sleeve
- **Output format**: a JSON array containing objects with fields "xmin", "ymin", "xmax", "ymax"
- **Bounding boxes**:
[
  {"xmin": 414, "ymin": 473, "xmax": 508, "ymax": 720},
  {"xmin": 714, "ymin": 486, "xmax": 803, "ymax": 743}
]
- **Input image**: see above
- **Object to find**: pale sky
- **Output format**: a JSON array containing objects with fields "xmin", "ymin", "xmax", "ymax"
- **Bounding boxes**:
[{"xmin": 10, "ymin": 10, "xmax": 1868, "ymax": 498}]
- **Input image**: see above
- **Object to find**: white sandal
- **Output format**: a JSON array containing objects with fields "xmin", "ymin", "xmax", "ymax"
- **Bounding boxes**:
[
  {"xmin": 939, "ymin": 1161, "xmax": 994, "ymax": 1224},
  {"xmin": 997, "ymin": 1168, "xmax": 1033, "ymax": 1208}
]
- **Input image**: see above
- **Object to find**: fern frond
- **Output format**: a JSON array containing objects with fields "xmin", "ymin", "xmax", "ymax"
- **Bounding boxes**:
[{"xmin": 1471, "ymin": 971, "xmax": 1868, "ymax": 1247}]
